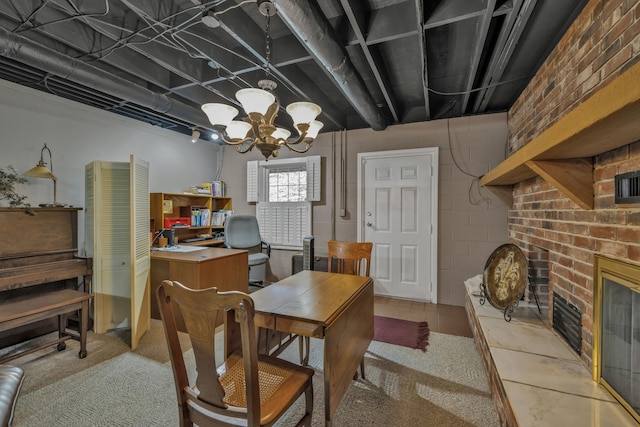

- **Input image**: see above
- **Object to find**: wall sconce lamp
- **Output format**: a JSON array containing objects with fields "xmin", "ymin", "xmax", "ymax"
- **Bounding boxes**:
[{"xmin": 23, "ymin": 143, "xmax": 65, "ymax": 207}]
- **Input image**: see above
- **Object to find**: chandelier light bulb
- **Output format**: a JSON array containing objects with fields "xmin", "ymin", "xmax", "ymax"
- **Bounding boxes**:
[
  {"xmin": 201, "ymin": 103, "xmax": 239, "ymax": 127},
  {"xmin": 272, "ymin": 127, "xmax": 291, "ymax": 140},
  {"xmin": 286, "ymin": 102, "xmax": 322, "ymax": 126},
  {"xmin": 227, "ymin": 121, "xmax": 252, "ymax": 139},
  {"xmin": 305, "ymin": 120, "xmax": 324, "ymax": 139},
  {"xmin": 236, "ymin": 88, "xmax": 275, "ymax": 116}
]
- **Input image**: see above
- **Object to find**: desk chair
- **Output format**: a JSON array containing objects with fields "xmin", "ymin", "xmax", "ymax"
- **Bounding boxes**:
[
  {"xmin": 225, "ymin": 215, "xmax": 271, "ymax": 287},
  {"xmin": 157, "ymin": 280, "xmax": 314, "ymax": 427},
  {"xmin": 299, "ymin": 240, "xmax": 373, "ymax": 377}
]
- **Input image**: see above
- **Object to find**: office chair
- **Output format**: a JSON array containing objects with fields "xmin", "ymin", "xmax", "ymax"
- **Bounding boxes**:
[
  {"xmin": 224, "ymin": 215, "xmax": 271, "ymax": 287},
  {"xmin": 157, "ymin": 280, "xmax": 314, "ymax": 427}
]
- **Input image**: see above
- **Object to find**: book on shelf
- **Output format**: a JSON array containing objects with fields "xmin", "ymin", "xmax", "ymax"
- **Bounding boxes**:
[
  {"xmin": 211, "ymin": 181, "xmax": 225, "ymax": 197},
  {"xmin": 179, "ymin": 206, "xmax": 210, "ymax": 227},
  {"xmin": 211, "ymin": 209, "xmax": 234, "ymax": 226},
  {"xmin": 184, "ymin": 185, "xmax": 211, "ymax": 195},
  {"xmin": 200, "ymin": 182, "xmax": 212, "ymax": 195}
]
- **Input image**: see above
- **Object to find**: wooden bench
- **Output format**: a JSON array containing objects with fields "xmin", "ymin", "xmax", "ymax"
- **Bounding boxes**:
[{"xmin": 0, "ymin": 287, "xmax": 92, "ymax": 363}]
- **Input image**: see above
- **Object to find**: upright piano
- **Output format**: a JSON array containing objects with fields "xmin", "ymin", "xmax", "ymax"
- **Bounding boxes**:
[{"xmin": 0, "ymin": 207, "xmax": 93, "ymax": 363}]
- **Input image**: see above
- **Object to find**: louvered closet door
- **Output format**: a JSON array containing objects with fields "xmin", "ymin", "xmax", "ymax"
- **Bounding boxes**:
[
  {"xmin": 130, "ymin": 155, "xmax": 150, "ymax": 350},
  {"xmin": 88, "ymin": 161, "xmax": 131, "ymax": 334}
]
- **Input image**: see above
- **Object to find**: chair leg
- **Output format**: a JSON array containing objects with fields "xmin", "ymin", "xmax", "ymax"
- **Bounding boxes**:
[
  {"xmin": 298, "ymin": 336, "xmax": 310, "ymax": 366},
  {"xmin": 300, "ymin": 381, "xmax": 313, "ymax": 427}
]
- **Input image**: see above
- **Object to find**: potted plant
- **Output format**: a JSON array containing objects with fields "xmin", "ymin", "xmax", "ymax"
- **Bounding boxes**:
[{"xmin": 0, "ymin": 165, "xmax": 32, "ymax": 211}]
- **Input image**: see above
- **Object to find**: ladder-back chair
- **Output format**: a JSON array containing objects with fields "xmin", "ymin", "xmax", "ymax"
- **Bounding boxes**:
[
  {"xmin": 327, "ymin": 240, "xmax": 373, "ymax": 276},
  {"xmin": 157, "ymin": 280, "xmax": 314, "ymax": 427}
]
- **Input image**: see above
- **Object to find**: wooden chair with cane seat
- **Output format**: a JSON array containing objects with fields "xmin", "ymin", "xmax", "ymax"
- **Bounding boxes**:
[
  {"xmin": 299, "ymin": 240, "xmax": 373, "ymax": 377},
  {"xmin": 157, "ymin": 280, "xmax": 314, "ymax": 427}
]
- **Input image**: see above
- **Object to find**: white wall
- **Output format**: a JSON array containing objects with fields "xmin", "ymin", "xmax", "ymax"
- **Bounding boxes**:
[
  {"xmin": 0, "ymin": 79, "xmax": 222, "ymax": 253},
  {"xmin": 220, "ymin": 113, "xmax": 510, "ymax": 306}
]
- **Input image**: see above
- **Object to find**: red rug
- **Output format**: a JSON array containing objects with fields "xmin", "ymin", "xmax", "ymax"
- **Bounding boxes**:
[{"xmin": 373, "ymin": 316, "xmax": 430, "ymax": 352}]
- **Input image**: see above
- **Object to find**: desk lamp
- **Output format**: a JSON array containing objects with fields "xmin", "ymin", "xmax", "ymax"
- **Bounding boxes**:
[{"xmin": 23, "ymin": 143, "xmax": 65, "ymax": 207}]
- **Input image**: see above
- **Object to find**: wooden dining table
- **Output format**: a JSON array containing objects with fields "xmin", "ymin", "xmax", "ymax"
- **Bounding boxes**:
[{"xmin": 228, "ymin": 270, "xmax": 374, "ymax": 427}]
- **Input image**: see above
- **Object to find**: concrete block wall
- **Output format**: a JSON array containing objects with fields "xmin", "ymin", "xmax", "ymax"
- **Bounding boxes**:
[{"xmin": 220, "ymin": 114, "xmax": 510, "ymax": 306}]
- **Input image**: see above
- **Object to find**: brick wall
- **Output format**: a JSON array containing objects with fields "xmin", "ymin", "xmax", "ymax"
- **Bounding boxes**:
[
  {"xmin": 509, "ymin": 0, "xmax": 640, "ymax": 153},
  {"xmin": 507, "ymin": 0, "xmax": 640, "ymax": 366}
]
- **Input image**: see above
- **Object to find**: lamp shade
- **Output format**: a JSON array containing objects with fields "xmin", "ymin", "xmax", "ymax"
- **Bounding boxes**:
[
  {"xmin": 272, "ymin": 127, "xmax": 291, "ymax": 140},
  {"xmin": 286, "ymin": 102, "xmax": 321, "ymax": 126},
  {"xmin": 236, "ymin": 88, "xmax": 275, "ymax": 116},
  {"xmin": 306, "ymin": 120, "xmax": 324, "ymax": 139},
  {"xmin": 23, "ymin": 164, "xmax": 56, "ymax": 180},
  {"xmin": 226, "ymin": 121, "xmax": 252, "ymax": 139},
  {"xmin": 201, "ymin": 103, "xmax": 239, "ymax": 127}
]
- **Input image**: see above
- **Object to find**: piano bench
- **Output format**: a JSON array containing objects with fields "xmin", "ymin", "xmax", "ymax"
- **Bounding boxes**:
[
  {"xmin": 0, "ymin": 365, "xmax": 24, "ymax": 427},
  {"xmin": 0, "ymin": 289, "xmax": 93, "ymax": 364}
]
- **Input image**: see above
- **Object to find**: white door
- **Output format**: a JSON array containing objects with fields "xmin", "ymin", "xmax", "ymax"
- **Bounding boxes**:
[
  {"xmin": 130, "ymin": 155, "xmax": 150, "ymax": 350},
  {"xmin": 357, "ymin": 148, "xmax": 438, "ymax": 302}
]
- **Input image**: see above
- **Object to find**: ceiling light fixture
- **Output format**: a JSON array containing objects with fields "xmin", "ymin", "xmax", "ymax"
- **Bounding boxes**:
[
  {"xmin": 191, "ymin": 129, "xmax": 200, "ymax": 143},
  {"xmin": 201, "ymin": 0, "xmax": 323, "ymax": 161},
  {"xmin": 23, "ymin": 143, "xmax": 65, "ymax": 207}
]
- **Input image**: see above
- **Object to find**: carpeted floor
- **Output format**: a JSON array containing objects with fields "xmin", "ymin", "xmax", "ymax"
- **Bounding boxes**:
[{"xmin": 9, "ymin": 320, "xmax": 499, "ymax": 426}]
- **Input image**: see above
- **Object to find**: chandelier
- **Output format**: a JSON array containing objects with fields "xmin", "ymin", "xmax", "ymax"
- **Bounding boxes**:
[{"xmin": 201, "ymin": 0, "xmax": 323, "ymax": 161}]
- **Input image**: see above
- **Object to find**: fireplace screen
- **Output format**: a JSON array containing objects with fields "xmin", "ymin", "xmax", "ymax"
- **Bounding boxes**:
[{"xmin": 594, "ymin": 256, "xmax": 640, "ymax": 423}]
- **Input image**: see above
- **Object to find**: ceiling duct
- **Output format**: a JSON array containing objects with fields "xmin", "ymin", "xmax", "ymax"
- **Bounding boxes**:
[
  {"xmin": 0, "ymin": 26, "xmax": 212, "ymax": 130},
  {"xmin": 275, "ymin": 0, "xmax": 387, "ymax": 131}
]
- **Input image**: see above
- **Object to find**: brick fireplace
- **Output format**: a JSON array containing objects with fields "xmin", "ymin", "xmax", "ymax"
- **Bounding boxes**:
[
  {"xmin": 502, "ymin": 0, "xmax": 640, "ymax": 370},
  {"xmin": 468, "ymin": 1, "xmax": 640, "ymax": 423}
]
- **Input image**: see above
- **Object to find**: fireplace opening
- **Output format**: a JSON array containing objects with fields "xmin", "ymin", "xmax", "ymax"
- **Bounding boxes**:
[{"xmin": 594, "ymin": 255, "xmax": 640, "ymax": 424}]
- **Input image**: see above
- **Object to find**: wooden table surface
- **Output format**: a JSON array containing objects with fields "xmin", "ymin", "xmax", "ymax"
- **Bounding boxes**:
[{"xmin": 249, "ymin": 270, "xmax": 374, "ymax": 426}]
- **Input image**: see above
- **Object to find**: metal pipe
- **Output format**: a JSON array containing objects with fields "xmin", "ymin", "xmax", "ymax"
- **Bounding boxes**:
[
  {"xmin": 275, "ymin": 0, "xmax": 387, "ymax": 131},
  {"xmin": 0, "ymin": 26, "xmax": 213, "ymax": 130}
]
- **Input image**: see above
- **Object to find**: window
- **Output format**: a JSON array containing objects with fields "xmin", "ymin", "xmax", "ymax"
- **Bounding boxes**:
[
  {"xmin": 247, "ymin": 156, "xmax": 320, "ymax": 249},
  {"xmin": 268, "ymin": 167, "xmax": 307, "ymax": 202}
]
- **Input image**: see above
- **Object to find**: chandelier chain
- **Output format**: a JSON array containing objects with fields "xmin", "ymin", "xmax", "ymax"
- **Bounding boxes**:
[{"xmin": 264, "ymin": 11, "xmax": 271, "ymax": 78}]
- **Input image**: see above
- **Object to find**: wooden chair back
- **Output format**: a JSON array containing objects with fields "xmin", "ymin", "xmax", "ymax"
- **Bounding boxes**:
[
  {"xmin": 157, "ymin": 280, "xmax": 314, "ymax": 427},
  {"xmin": 328, "ymin": 240, "xmax": 373, "ymax": 276}
]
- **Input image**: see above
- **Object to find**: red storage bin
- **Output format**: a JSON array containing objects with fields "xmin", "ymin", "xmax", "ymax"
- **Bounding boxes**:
[{"xmin": 164, "ymin": 217, "xmax": 191, "ymax": 228}]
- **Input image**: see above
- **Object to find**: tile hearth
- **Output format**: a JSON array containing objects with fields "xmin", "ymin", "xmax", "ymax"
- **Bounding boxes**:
[{"xmin": 464, "ymin": 275, "xmax": 637, "ymax": 427}]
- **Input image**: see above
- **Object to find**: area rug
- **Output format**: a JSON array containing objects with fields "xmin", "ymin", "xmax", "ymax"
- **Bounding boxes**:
[
  {"xmin": 12, "ymin": 321, "xmax": 499, "ymax": 426},
  {"xmin": 373, "ymin": 315, "xmax": 430, "ymax": 351}
]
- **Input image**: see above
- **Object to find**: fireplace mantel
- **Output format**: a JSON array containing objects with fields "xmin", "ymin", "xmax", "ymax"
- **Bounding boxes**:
[{"xmin": 480, "ymin": 60, "xmax": 640, "ymax": 209}]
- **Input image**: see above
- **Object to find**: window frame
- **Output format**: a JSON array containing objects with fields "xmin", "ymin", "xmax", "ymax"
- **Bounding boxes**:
[{"xmin": 247, "ymin": 156, "xmax": 321, "ymax": 249}]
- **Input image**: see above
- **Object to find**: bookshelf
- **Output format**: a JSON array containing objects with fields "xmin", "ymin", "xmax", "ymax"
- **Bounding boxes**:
[{"xmin": 150, "ymin": 193, "xmax": 232, "ymax": 243}]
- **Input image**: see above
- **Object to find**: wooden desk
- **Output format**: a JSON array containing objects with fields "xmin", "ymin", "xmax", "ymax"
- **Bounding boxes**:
[
  {"xmin": 150, "ymin": 247, "xmax": 248, "ymax": 331},
  {"xmin": 179, "ymin": 238, "xmax": 225, "ymax": 247},
  {"xmin": 248, "ymin": 270, "xmax": 374, "ymax": 426}
]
